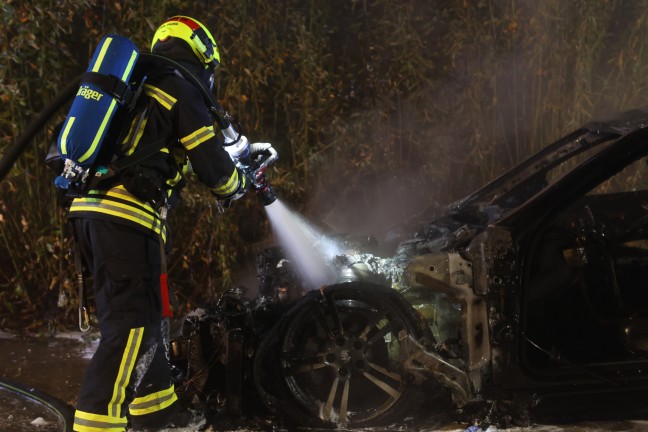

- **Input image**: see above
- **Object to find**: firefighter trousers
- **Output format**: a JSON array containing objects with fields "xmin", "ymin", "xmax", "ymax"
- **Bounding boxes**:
[{"xmin": 71, "ymin": 218, "xmax": 177, "ymax": 431}]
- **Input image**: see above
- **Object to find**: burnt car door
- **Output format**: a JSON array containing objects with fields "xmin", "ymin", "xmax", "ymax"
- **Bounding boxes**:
[{"xmin": 483, "ymin": 110, "xmax": 648, "ymax": 419}]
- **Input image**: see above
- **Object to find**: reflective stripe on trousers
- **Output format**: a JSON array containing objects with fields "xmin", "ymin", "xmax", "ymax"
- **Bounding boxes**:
[{"xmin": 71, "ymin": 218, "xmax": 175, "ymax": 431}]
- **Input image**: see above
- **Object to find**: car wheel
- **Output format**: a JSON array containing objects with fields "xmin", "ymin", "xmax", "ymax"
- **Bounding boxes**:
[{"xmin": 273, "ymin": 282, "xmax": 430, "ymax": 428}]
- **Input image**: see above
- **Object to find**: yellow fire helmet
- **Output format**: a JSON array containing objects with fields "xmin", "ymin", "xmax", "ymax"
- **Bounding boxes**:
[{"xmin": 151, "ymin": 16, "xmax": 220, "ymax": 69}]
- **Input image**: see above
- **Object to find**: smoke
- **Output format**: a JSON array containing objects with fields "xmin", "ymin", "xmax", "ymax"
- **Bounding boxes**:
[
  {"xmin": 306, "ymin": 0, "xmax": 648, "ymax": 255},
  {"xmin": 309, "ymin": 167, "xmax": 439, "ymax": 255},
  {"xmin": 306, "ymin": 86, "xmax": 478, "ymax": 255}
]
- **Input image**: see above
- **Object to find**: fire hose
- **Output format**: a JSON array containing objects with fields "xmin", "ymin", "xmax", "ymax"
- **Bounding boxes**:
[
  {"xmin": 0, "ymin": 78, "xmax": 80, "ymax": 183},
  {"xmin": 0, "ymin": 377, "xmax": 75, "ymax": 431}
]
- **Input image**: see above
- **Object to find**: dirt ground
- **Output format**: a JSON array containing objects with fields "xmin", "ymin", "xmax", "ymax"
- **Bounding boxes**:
[{"xmin": 2, "ymin": 331, "xmax": 648, "ymax": 432}]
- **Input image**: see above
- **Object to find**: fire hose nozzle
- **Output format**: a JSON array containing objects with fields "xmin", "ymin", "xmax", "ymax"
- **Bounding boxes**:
[
  {"xmin": 245, "ymin": 144, "xmax": 279, "ymax": 206},
  {"xmin": 252, "ymin": 170, "xmax": 277, "ymax": 206},
  {"xmin": 257, "ymin": 184, "xmax": 277, "ymax": 206}
]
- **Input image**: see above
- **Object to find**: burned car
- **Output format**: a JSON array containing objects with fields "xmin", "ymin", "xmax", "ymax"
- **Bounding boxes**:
[{"xmin": 169, "ymin": 108, "xmax": 648, "ymax": 428}]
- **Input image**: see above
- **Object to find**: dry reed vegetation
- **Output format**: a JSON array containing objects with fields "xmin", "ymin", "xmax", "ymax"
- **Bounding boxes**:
[{"xmin": 1, "ymin": 0, "xmax": 648, "ymax": 331}]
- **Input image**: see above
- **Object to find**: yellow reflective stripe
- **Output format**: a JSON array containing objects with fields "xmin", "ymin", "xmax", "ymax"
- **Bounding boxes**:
[
  {"xmin": 211, "ymin": 168, "xmax": 240, "ymax": 195},
  {"xmin": 144, "ymin": 84, "xmax": 176, "ymax": 110},
  {"xmin": 121, "ymin": 50, "xmax": 138, "ymax": 81},
  {"xmin": 108, "ymin": 327, "xmax": 144, "ymax": 418},
  {"xmin": 91, "ymin": 37, "xmax": 113, "ymax": 72},
  {"xmin": 69, "ymin": 201, "xmax": 157, "ymax": 229},
  {"xmin": 78, "ymin": 98, "xmax": 117, "ymax": 164},
  {"xmin": 72, "ymin": 424, "xmax": 124, "ymax": 432},
  {"xmin": 73, "ymin": 187, "xmax": 156, "ymax": 219},
  {"xmin": 120, "ymin": 116, "xmax": 138, "ymax": 153},
  {"xmin": 181, "ymin": 125, "xmax": 215, "ymax": 150},
  {"xmin": 60, "ymin": 117, "xmax": 75, "ymax": 155},
  {"xmin": 69, "ymin": 186, "xmax": 166, "ymax": 241},
  {"xmin": 122, "ymin": 115, "xmax": 149, "ymax": 156},
  {"xmin": 73, "ymin": 409, "xmax": 127, "ymax": 431},
  {"xmin": 167, "ymin": 171, "xmax": 183, "ymax": 188},
  {"xmin": 69, "ymin": 202, "xmax": 165, "ymax": 240},
  {"xmin": 104, "ymin": 185, "xmax": 153, "ymax": 207},
  {"xmin": 129, "ymin": 384, "xmax": 178, "ymax": 416}
]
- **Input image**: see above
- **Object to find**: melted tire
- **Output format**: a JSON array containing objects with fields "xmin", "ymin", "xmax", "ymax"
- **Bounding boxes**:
[{"xmin": 270, "ymin": 281, "xmax": 431, "ymax": 428}]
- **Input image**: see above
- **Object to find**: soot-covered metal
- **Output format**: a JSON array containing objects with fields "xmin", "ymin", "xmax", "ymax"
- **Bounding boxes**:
[{"xmin": 169, "ymin": 108, "xmax": 648, "ymax": 429}]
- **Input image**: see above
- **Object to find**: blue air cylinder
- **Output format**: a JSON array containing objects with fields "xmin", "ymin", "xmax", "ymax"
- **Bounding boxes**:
[{"xmin": 57, "ymin": 34, "xmax": 139, "ymax": 171}]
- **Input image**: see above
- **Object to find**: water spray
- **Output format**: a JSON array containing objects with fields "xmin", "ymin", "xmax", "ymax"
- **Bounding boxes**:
[
  {"xmin": 225, "ymin": 133, "xmax": 374, "ymax": 291},
  {"xmin": 222, "ymin": 124, "xmax": 343, "ymax": 290},
  {"xmin": 264, "ymin": 200, "xmax": 345, "ymax": 290}
]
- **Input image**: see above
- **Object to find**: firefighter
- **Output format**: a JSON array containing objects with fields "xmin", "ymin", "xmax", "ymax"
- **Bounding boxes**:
[{"xmin": 70, "ymin": 16, "xmax": 265, "ymax": 431}]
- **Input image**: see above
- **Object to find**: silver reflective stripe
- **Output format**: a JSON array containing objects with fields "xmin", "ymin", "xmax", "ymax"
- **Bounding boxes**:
[
  {"xmin": 73, "ymin": 415, "xmax": 127, "ymax": 429},
  {"xmin": 144, "ymin": 84, "xmax": 176, "ymax": 110},
  {"xmin": 181, "ymin": 126, "xmax": 215, "ymax": 150},
  {"xmin": 129, "ymin": 391, "xmax": 175, "ymax": 410}
]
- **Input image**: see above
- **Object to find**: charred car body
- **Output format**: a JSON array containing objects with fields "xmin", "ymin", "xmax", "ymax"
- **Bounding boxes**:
[{"xmin": 170, "ymin": 109, "xmax": 648, "ymax": 428}]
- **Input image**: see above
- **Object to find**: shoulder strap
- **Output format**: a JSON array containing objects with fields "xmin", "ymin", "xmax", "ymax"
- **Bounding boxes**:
[
  {"xmin": 110, "ymin": 97, "xmax": 168, "ymax": 172},
  {"xmin": 108, "ymin": 68, "xmax": 171, "ymax": 172},
  {"xmin": 88, "ymin": 97, "xmax": 167, "ymax": 189},
  {"xmin": 87, "ymin": 135, "xmax": 167, "ymax": 190},
  {"xmin": 138, "ymin": 53, "xmax": 234, "ymax": 130},
  {"xmin": 111, "ymin": 138, "xmax": 167, "ymax": 171},
  {"xmin": 80, "ymin": 71, "xmax": 135, "ymax": 106}
]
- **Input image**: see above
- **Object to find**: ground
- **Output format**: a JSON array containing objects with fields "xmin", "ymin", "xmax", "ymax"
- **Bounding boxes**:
[{"xmin": 1, "ymin": 331, "xmax": 648, "ymax": 432}]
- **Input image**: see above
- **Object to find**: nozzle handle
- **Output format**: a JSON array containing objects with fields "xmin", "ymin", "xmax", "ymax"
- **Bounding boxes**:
[{"xmin": 254, "ymin": 145, "xmax": 279, "ymax": 173}]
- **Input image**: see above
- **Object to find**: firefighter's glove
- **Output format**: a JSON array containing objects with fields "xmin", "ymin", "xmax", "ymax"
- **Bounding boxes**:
[
  {"xmin": 249, "ymin": 142, "xmax": 278, "ymax": 172},
  {"xmin": 224, "ymin": 134, "xmax": 250, "ymax": 166},
  {"xmin": 220, "ymin": 167, "xmax": 250, "ymax": 209},
  {"xmin": 250, "ymin": 142, "xmax": 274, "ymax": 161}
]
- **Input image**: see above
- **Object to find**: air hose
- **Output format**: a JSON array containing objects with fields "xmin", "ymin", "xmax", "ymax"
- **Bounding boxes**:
[
  {"xmin": 0, "ymin": 81, "xmax": 81, "ymax": 430},
  {"xmin": 0, "ymin": 55, "xmax": 236, "ymax": 183},
  {"xmin": 0, "ymin": 376, "xmax": 75, "ymax": 431},
  {"xmin": 0, "ymin": 77, "xmax": 80, "ymax": 182}
]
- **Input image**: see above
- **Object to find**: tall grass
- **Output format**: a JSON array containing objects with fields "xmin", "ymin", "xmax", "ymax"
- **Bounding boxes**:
[{"xmin": 3, "ymin": 0, "xmax": 648, "ymax": 331}]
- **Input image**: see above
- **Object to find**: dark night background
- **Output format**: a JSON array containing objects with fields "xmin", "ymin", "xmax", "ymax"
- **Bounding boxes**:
[{"xmin": 2, "ymin": 0, "xmax": 648, "ymax": 332}]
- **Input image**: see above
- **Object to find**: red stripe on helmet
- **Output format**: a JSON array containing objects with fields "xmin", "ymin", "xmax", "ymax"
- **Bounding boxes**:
[{"xmin": 168, "ymin": 16, "xmax": 200, "ymax": 31}]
